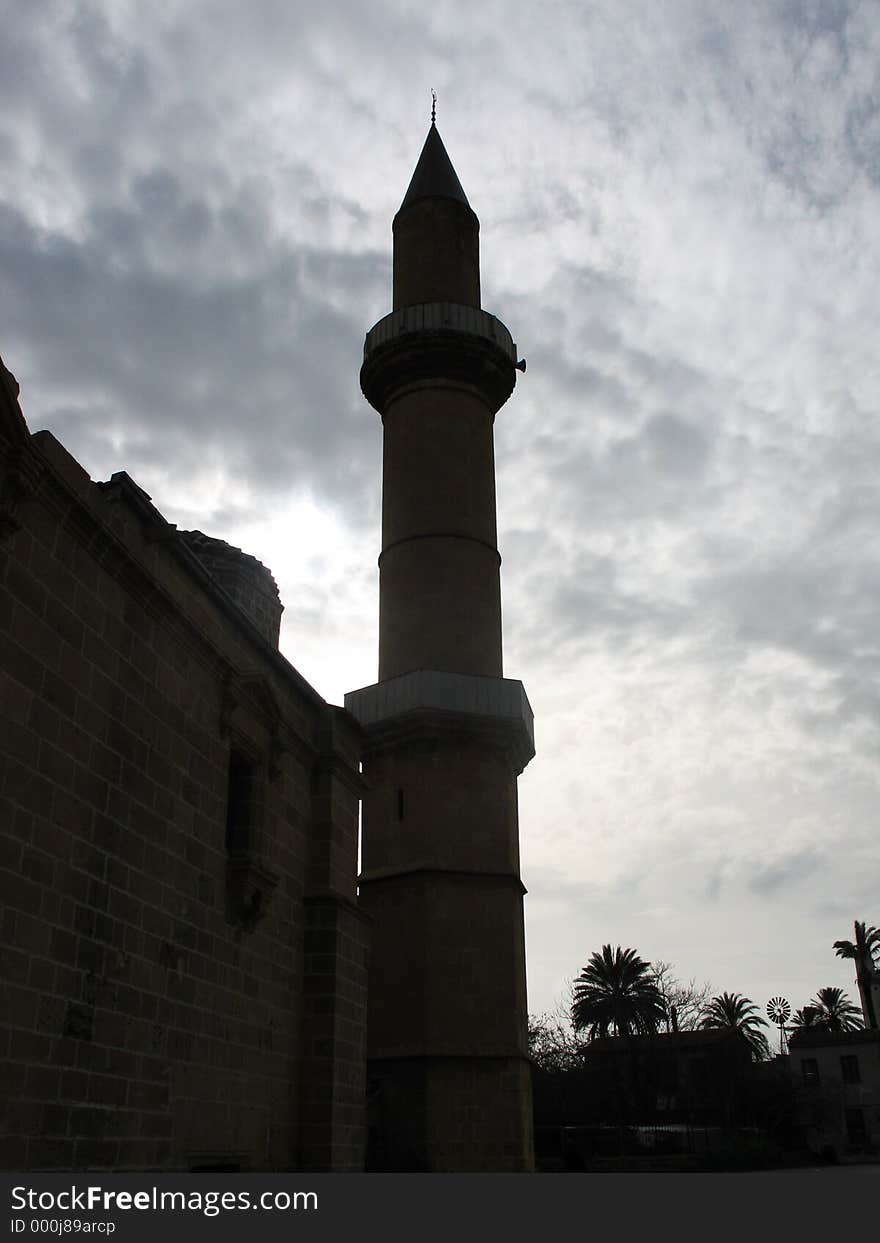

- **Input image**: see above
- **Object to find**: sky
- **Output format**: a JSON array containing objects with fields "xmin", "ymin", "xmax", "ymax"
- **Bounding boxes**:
[{"xmin": 2, "ymin": 0, "xmax": 878, "ymax": 1032}]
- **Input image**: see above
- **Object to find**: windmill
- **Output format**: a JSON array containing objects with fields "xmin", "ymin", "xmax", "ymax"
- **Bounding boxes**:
[{"xmin": 766, "ymin": 997, "xmax": 791, "ymax": 1055}]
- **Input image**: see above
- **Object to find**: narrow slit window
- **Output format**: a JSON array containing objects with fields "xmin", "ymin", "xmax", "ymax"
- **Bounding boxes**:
[
  {"xmin": 226, "ymin": 751, "xmax": 255, "ymax": 855},
  {"xmin": 397, "ymin": 787, "xmax": 404, "ymax": 821}
]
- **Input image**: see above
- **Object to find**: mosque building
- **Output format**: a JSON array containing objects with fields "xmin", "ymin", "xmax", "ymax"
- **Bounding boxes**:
[{"xmin": 0, "ymin": 120, "xmax": 533, "ymax": 1172}]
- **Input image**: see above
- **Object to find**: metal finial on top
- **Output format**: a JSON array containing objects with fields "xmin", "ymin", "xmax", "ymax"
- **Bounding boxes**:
[{"xmin": 431, "ymin": 90, "xmax": 436, "ymax": 126}]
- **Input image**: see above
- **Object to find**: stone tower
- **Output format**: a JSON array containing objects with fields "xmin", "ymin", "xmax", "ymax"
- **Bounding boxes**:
[{"xmin": 345, "ymin": 121, "xmax": 535, "ymax": 1171}]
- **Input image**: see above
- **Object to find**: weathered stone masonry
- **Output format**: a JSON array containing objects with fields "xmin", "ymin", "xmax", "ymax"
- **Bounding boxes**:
[{"xmin": 0, "ymin": 358, "xmax": 368, "ymax": 1171}]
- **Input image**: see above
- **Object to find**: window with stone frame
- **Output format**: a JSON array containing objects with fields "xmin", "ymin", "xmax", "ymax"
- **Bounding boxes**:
[
  {"xmin": 223, "ymin": 746, "xmax": 276, "ymax": 932},
  {"xmin": 845, "ymin": 1107, "xmax": 867, "ymax": 1144},
  {"xmin": 801, "ymin": 1057, "xmax": 819, "ymax": 1085},
  {"xmin": 840, "ymin": 1054, "xmax": 860, "ymax": 1084}
]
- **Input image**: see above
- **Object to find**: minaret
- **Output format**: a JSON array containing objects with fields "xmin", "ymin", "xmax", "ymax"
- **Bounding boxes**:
[{"xmin": 345, "ymin": 118, "xmax": 534, "ymax": 1172}]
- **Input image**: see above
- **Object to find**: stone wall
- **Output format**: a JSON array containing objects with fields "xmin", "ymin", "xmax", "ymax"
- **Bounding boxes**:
[{"xmin": 0, "ymin": 367, "xmax": 367, "ymax": 1171}]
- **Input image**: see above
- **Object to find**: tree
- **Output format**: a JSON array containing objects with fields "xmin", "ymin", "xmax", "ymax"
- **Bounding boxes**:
[
  {"xmin": 651, "ymin": 960, "xmax": 713, "ymax": 1032},
  {"xmin": 789, "ymin": 1005, "xmax": 822, "ymax": 1030},
  {"xmin": 571, "ymin": 945, "xmax": 665, "ymax": 1040},
  {"xmin": 528, "ymin": 1008, "xmax": 582, "ymax": 1074},
  {"xmin": 810, "ymin": 986, "xmax": 863, "ymax": 1032},
  {"xmin": 833, "ymin": 920, "xmax": 880, "ymax": 1029},
  {"xmin": 699, "ymin": 991, "xmax": 770, "ymax": 1060}
]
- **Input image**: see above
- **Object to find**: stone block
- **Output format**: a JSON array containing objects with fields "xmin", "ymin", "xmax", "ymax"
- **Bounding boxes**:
[
  {"xmin": 72, "ymin": 1137, "xmax": 119, "ymax": 1168},
  {"xmin": 43, "ymin": 594, "xmax": 85, "ymax": 652},
  {"xmin": 28, "ymin": 1138, "xmax": 75, "ymax": 1169},
  {"xmin": 0, "ymin": 635, "xmax": 44, "ymax": 695},
  {"xmin": 6, "ymin": 557, "xmax": 47, "ymax": 620},
  {"xmin": 41, "ymin": 669, "xmax": 77, "ymax": 719}
]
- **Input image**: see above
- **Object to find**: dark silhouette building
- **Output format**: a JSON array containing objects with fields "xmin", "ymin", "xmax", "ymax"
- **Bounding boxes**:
[
  {"xmin": 789, "ymin": 1027, "xmax": 880, "ymax": 1158},
  {"xmin": 584, "ymin": 1029, "xmax": 754, "ymax": 1126}
]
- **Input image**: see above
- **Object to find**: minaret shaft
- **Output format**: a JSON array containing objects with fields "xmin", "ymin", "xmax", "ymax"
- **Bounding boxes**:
[
  {"xmin": 379, "ymin": 387, "xmax": 501, "ymax": 680},
  {"xmin": 345, "ymin": 122, "xmax": 534, "ymax": 1172}
]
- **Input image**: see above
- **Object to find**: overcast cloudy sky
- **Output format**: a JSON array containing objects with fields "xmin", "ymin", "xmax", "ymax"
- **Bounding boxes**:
[{"xmin": 3, "ymin": 0, "xmax": 878, "ymax": 1028}]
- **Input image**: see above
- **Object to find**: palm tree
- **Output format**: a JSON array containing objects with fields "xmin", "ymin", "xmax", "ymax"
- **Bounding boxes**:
[
  {"xmin": 789, "ymin": 1005, "xmax": 822, "ymax": 1031},
  {"xmin": 810, "ymin": 986, "xmax": 863, "ymax": 1032},
  {"xmin": 571, "ymin": 945, "xmax": 666, "ymax": 1040},
  {"xmin": 699, "ymin": 991, "xmax": 770, "ymax": 1060},
  {"xmin": 833, "ymin": 920, "xmax": 880, "ymax": 1029}
]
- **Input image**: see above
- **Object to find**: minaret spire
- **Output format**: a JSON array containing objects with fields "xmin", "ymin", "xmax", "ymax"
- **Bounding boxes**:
[
  {"xmin": 431, "ymin": 89, "xmax": 436, "ymax": 127},
  {"xmin": 393, "ymin": 120, "xmax": 477, "ymax": 309},
  {"xmin": 396, "ymin": 121, "xmax": 471, "ymax": 215}
]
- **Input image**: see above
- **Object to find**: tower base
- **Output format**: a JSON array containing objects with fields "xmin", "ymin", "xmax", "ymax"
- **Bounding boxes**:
[{"xmin": 366, "ymin": 1056, "xmax": 534, "ymax": 1172}]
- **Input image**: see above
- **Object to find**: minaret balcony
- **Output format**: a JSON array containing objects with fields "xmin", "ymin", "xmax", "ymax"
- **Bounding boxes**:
[
  {"xmin": 360, "ymin": 301, "xmax": 521, "ymax": 415},
  {"xmin": 344, "ymin": 668, "xmax": 535, "ymax": 774}
]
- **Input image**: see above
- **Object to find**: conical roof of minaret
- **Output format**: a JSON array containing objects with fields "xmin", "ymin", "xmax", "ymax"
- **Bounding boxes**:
[{"xmin": 397, "ymin": 123, "xmax": 471, "ymax": 213}]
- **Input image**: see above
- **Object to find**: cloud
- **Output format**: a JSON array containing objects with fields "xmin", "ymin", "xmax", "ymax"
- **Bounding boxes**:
[
  {"xmin": 3, "ymin": 0, "xmax": 878, "ymax": 1019},
  {"xmin": 743, "ymin": 846, "xmax": 824, "ymax": 896},
  {"xmin": 0, "ymin": 189, "xmax": 384, "ymax": 525}
]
